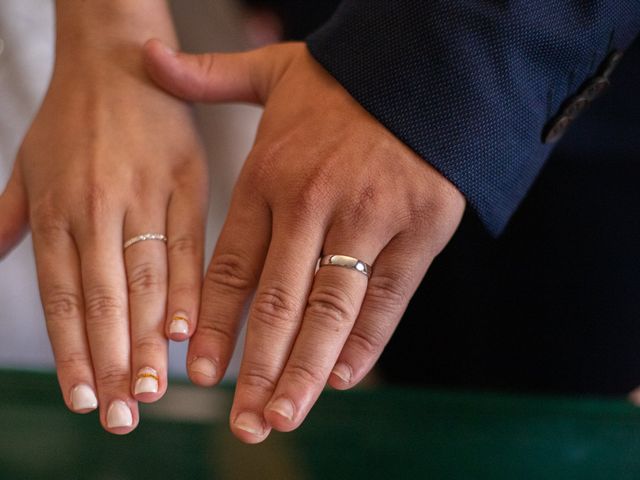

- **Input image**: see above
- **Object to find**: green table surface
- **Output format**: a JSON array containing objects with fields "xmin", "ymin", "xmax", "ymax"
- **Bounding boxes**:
[{"xmin": 2, "ymin": 369, "xmax": 640, "ymax": 479}]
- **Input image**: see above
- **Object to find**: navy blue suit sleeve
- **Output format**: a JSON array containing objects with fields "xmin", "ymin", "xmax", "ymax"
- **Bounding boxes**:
[{"xmin": 306, "ymin": 1, "xmax": 640, "ymax": 236}]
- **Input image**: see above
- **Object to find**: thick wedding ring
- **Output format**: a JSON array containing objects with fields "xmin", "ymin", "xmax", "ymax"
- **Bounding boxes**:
[
  {"xmin": 123, "ymin": 233, "xmax": 168, "ymax": 251},
  {"xmin": 319, "ymin": 254, "xmax": 372, "ymax": 278}
]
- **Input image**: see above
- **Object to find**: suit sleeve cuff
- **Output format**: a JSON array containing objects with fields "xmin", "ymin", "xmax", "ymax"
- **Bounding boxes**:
[{"xmin": 307, "ymin": 0, "xmax": 640, "ymax": 236}]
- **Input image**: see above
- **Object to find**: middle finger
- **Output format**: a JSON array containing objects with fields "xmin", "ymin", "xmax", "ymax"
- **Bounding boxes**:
[{"xmin": 77, "ymin": 217, "xmax": 138, "ymax": 434}]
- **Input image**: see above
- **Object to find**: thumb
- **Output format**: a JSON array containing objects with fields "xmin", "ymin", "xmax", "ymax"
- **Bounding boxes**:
[
  {"xmin": 0, "ymin": 165, "xmax": 29, "ymax": 260},
  {"xmin": 143, "ymin": 39, "xmax": 285, "ymax": 105}
]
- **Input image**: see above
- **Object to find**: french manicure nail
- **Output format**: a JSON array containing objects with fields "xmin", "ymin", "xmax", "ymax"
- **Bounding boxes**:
[
  {"xmin": 190, "ymin": 357, "xmax": 217, "ymax": 380},
  {"xmin": 169, "ymin": 313, "xmax": 189, "ymax": 336},
  {"xmin": 332, "ymin": 363, "xmax": 352, "ymax": 384},
  {"xmin": 234, "ymin": 412, "xmax": 266, "ymax": 436},
  {"xmin": 268, "ymin": 397, "xmax": 294, "ymax": 421},
  {"xmin": 107, "ymin": 400, "xmax": 133, "ymax": 428},
  {"xmin": 134, "ymin": 367, "xmax": 159, "ymax": 395},
  {"xmin": 70, "ymin": 384, "xmax": 98, "ymax": 412}
]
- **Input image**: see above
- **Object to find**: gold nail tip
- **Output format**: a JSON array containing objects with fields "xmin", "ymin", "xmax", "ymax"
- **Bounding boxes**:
[{"xmin": 136, "ymin": 367, "xmax": 159, "ymax": 380}]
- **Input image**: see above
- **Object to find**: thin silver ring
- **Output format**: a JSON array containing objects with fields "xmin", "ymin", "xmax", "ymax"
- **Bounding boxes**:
[
  {"xmin": 123, "ymin": 233, "xmax": 168, "ymax": 251},
  {"xmin": 319, "ymin": 254, "xmax": 372, "ymax": 278}
]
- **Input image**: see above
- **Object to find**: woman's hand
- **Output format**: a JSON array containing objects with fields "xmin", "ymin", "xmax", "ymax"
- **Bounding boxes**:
[
  {"xmin": 145, "ymin": 40, "xmax": 465, "ymax": 443},
  {"xmin": 0, "ymin": 166, "xmax": 28, "ymax": 260},
  {"xmin": 2, "ymin": 1, "xmax": 209, "ymax": 434}
]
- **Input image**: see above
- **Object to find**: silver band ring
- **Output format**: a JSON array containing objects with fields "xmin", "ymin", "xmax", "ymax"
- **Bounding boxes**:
[
  {"xmin": 123, "ymin": 233, "xmax": 168, "ymax": 251},
  {"xmin": 319, "ymin": 254, "xmax": 372, "ymax": 278}
]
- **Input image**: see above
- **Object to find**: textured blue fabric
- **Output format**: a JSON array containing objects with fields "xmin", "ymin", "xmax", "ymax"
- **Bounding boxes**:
[{"xmin": 306, "ymin": 1, "xmax": 640, "ymax": 236}]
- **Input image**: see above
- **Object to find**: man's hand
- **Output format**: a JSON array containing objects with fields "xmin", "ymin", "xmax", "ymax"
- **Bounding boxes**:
[
  {"xmin": 145, "ymin": 40, "xmax": 466, "ymax": 443},
  {"xmin": 1, "ymin": 1, "xmax": 209, "ymax": 435}
]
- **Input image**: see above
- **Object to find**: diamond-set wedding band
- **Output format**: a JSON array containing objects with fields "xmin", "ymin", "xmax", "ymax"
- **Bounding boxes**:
[{"xmin": 123, "ymin": 233, "xmax": 168, "ymax": 251}]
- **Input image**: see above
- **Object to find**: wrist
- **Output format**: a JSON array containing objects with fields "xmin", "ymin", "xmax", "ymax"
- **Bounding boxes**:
[{"xmin": 54, "ymin": 0, "xmax": 178, "ymax": 69}]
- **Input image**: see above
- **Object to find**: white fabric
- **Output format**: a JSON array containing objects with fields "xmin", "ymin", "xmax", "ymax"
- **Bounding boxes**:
[{"xmin": 0, "ymin": 0, "xmax": 259, "ymax": 378}]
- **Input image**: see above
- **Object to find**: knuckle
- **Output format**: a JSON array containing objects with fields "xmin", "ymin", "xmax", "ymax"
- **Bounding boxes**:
[
  {"xmin": 347, "ymin": 184, "xmax": 379, "ymax": 228},
  {"xmin": 286, "ymin": 361, "xmax": 325, "ymax": 386},
  {"xmin": 348, "ymin": 328, "xmax": 387, "ymax": 357},
  {"xmin": 134, "ymin": 334, "xmax": 165, "ymax": 356},
  {"xmin": 84, "ymin": 288, "xmax": 126, "ymax": 322},
  {"xmin": 81, "ymin": 183, "xmax": 108, "ymax": 219},
  {"xmin": 31, "ymin": 212, "xmax": 67, "ymax": 240},
  {"xmin": 291, "ymin": 172, "xmax": 332, "ymax": 218},
  {"xmin": 252, "ymin": 285, "xmax": 298, "ymax": 330},
  {"xmin": 127, "ymin": 262, "xmax": 165, "ymax": 296},
  {"xmin": 43, "ymin": 288, "xmax": 83, "ymax": 321},
  {"xmin": 95, "ymin": 365, "xmax": 129, "ymax": 390},
  {"xmin": 195, "ymin": 319, "xmax": 235, "ymax": 345},
  {"xmin": 55, "ymin": 351, "xmax": 91, "ymax": 372},
  {"xmin": 239, "ymin": 365, "xmax": 277, "ymax": 393},
  {"xmin": 366, "ymin": 273, "xmax": 410, "ymax": 310},
  {"xmin": 205, "ymin": 252, "xmax": 256, "ymax": 294},
  {"xmin": 306, "ymin": 286, "xmax": 356, "ymax": 331}
]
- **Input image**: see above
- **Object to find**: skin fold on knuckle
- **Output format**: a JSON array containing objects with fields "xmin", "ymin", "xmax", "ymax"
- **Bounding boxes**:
[
  {"xmin": 365, "ymin": 272, "xmax": 411, "ymax": 312},
  {"xmin": 286, "ymin": 360, "xmax": 326, "ymax": 388},
  {"xmin": 306, "ymin": 286, "xmax": 357, "ymax": 333},
  {"xmin": 134, "ymin": 334, "xmax": 166, "ymax": 358},
  {"xmin": 80, "ymin": 182, "xmax": 110, "ymax": 224},
  {"xmin": 347, "ymin": 327, "xmax": 388, "ymax": 359},
  {"xmin": 239, "ymin": 362, "xmax": 278, "ymax": 393},
  {"xmin": 194, "ymin": 319, "xmax": 235, "ymax": 346},
  {"xmin": 83, "ymin": 288, "xmax": 126, "ymax": 327},
  {"xmin": 54, "ymin": 351, "xmax": 92, "ymax": 375},
  {"xmin": 43, "ymin": 288, "xmax": 83, "ymax": 323},
  {"xmin": 127, "ymin": 261, "xmax": 165, "ymax": 296},
  {"xmin": 205, "ymin": 252, "xmax": 256, "ymax": 294},
  {"xmin": 286, "ymin": 169, "xmax": 334, "ymax": 221},
  {"xmin": 251, "ymin": 285, "xmax": 299, "ymax": 333},
  {"xmin": 30, "ymin": 203, "xmax": 69, "ymax": 242},
  {"xmin": 95, "ymin": 365, "xmax": 130, "ymax": 391}
]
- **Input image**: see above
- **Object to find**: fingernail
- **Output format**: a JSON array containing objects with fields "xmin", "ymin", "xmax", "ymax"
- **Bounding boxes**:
[
  {"xmin": 169, "ymin": 313, "xmax": 189, "ymax": 336},
  {"xmin": 134, "ymin": 367, "xmax": 159, "ymax": 395},
  {"xmin": 234, "ymin": 412, "xmax": 266, "ymax": 436},
  {"xmin": 629, "ymin": 388, "xmax": 640, "ymax": 406},
  {"xmin": 70, "ymin": 384, "xmax": 98, "ymax": 412},
  {"xmin": 107, "ymin": 400, "xmax": 133, "ymax": 428},
  {"xmin": 332, "ymin": 363, "xmax": 352, "ymax": 384},
  {"xmin": 267, "ymin": 397, "xmax": 294, "ymax": 421},
  {"xmin": 190, "ymin": 357, "xmax": 217, "ymax": 380},
  {"xmin": 162, "ymin": 42, "xmax": 176, "ymax": 56}
]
